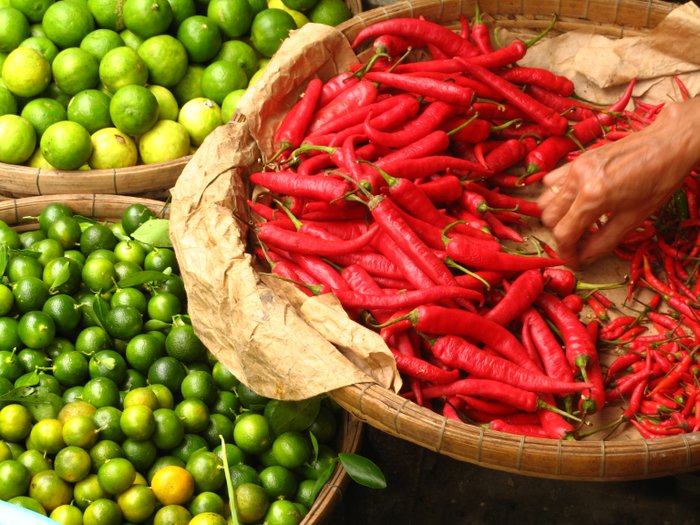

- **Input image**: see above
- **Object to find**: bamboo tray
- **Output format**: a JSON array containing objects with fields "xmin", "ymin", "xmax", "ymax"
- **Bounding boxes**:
[
  {"xmin": 0, "ymin": 193, "xmax": 364, "ymax": 524},
  {"xmin": 170, "ymin": 0, "xmax": 700, "ymax": 482}
]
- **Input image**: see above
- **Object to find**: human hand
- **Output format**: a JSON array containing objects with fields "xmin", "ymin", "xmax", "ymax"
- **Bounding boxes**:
[{"xmin": 537, "ymin": 97, "xmax": 700, "ymax": 268}]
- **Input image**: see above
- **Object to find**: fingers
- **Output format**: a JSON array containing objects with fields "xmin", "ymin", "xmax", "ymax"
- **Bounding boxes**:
[
  {"xmin": 537, "ymin": 167, "xmax": 576, "ymax": 229},
  {"xmin": 578, "ymin": 211, "xmax": 649, "ymax": 267}
]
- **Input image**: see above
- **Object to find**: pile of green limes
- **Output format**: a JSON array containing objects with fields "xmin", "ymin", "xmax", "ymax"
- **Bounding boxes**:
[
  {"xmin": 0, "ymin": 0, "xmax": 352, "ymax": 170},
  {"xmin": 0, "ymin": 202, "xmax": 346, "ymax": 525}
]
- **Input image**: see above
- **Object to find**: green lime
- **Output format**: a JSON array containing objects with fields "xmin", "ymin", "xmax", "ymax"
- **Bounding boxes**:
[
  {"xmin": 43, "ymin": 0, "xmax": 96, "ymax": 48},
  {"xmin": 201, "ymin": 60, "xmax": 247, "ymax": 105},
  {"xmin": 99, "ymin": 46, "xmax": 148, "ymax": 93},
  {"xmin": 165, "ymin": 323, "xmax": 206, "ymax": 363},
  {"xmin": 214, "ymin": 39, "xmax": 258, "ymax": 79},
  {"xmin": 121, "ymin": 202, "xmax": 153, "ymax": 234},
  {"xmin": 82, "ymin": 376, "xmax": 121, "ymax": 408},
  {"xmin": 174, "ymin": 397, "xmax": 209, "ymax": 434},
  {"xmin": 0, "ymin": 114, "xmax": 35, "ymax": 164},
  {"xmin": 20, "ymin": 97, "xmax": 66, "ymax": 137},
  {"xmin": 152, "ymin": 407, "xmax": 184, "ymax": 449},
  {"xmin": 264, "ymin": 499, "xmax": 303, "ymax": 525},
  {"xmin": 41, "ymin": 120, "xmax": 93, "ymax": 170},
  {"xmin": 80, "ymin": 29, "xmax": 124, "ymax": 61},
  {"xmin": 97, "ymin": 456, "xmax": 136, "ymax": 495},
  {"xmin": 281, "ymin": 0, "xmax": 317, "ymax": 10},
  {"xmin": 153, "ymin": 504, "xmax": 192, "ymax": 525},
  {"xmin": 0, "ymin": 85, "xmax": 16, "ymax": 116},
  {"xmin": 109, "ymin": 84, "xmax": 159, "ymax": 136},
  {"xmin": 147, "ymin": 84, "xmax": 179, "ymax": 121},
  {"xmin": 80, "ymin": 222, "xmax": 117, "ymax": 255},
  {"xmin": 172, "ymin": 64, "xmax": 204, "ymax": 105},
  {"xmin": 308, "ymin": 0, "xmax": 350, "ymax": 24},
  {"xmin": 87, "ymin": 0, "xmax": 126, "ymax": 31},
  {"xmin": 10, "ymin": 0, "xmax": 53, "ymax": 21},
  {"xmin": 52, "ymin": 47, "xmax": 100, "ymax": 96},
  {"xmin": 188, "ymin": 490, "xmax": 225, "ymax": 517},
  {"xmin": 0, "ymin": 459, "xmax": 31, "ymax": 500},
  {"xmin": 43, "ymin": 294, "xmax": 82, "ymax": 335},
  {"xmin": 17, "ymin": 310, "xmax": 55, "ymax": 348},
  {"xmin": 88, "ymin": 349, "xmax": 128, "ymax": 384},
  {"xmin": 55, "ymin": 445, "xmax": 92, "ymax": 483},
  {"xmin": 67, "ymin": 89, "xmax": 113, "ymax": 134},
  {"xmin": 185, "ymin": 449, "xmax": 224, "ymax": 492},
  {"xmin": 19, "ymin": 35, "xmax": 59, "ymax": 64},
  {"xmin": 0, "ymin": 7, "xmax": 30, "ymax": 53},
  {"xmin": 147, "ymin": 355, "xmax": 187, "ymax": 393},
  {"xmin": 233, "ymin": 412, "xmax": 271, "ymax": 454},
  {"xmin": 181, "ymin": 370, "xmax": 217, "ymax": 406},
  {"xmin": 248, "ymin": 0, "xmax": 266, "ymax": 14},
  {"xmin": 123, "ymin": 0, "xmax": 173, "ymax": 39},
  {"xmin": 229, "ymin": 464, "xmax": 260, "ymax": 488},
  {"xmin": 17, "ymin": 449, "xmax": 52, "ymax": 476},
  {"xmin": 176, "ymin": 15, "xmax": 221, "ymax": 64},
  {"xmin": 88, "ymin": 126, "xmax": 138, "ymax": 169},
  {"xmin": 221, "ymin": 88, "xmax": 245, "ymax": 123},
  {"xmin": 234, "ymin": 482, "xmax": 269, "ymax": 523},
  {"xmin": 207, "ymin": 0, "xmax": 252, "ymax": 38},
  {"xmin": 2, "ymin": 46, "xmax": 51, "ymax": 97},
  {"xmin": 249, "ymin": 8, "xmax": 295, "ymax": 58},
  {"xmin": 137, "ymin": 34, "xmax": 188, "ymax": 87},
  {"xmin": 50, "ymin": 504, "xmax": 85, "ymax": 525}
]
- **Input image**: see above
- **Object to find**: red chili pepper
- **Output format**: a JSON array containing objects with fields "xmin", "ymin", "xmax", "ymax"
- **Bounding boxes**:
[
  {"xmin": 416, "ymin": 175, "xmax": 464, "ymax": 204},
  {"xmin": 456, "ymin": 394, "xmax": 518, "ymax": 415},
  {"xmin": 490, "ymin": 419, "xmax": 551, "ymax": 438},
  {"xmin": 462, "ymin": 181, "xmax": 542, "ymax": 218},
  {"xmin": 445, "ymin": 235, "xmax": 563, "ymax": 272},
  {"xmin": 500, "ymin": 67, "xmax": 575, "ymax": 96},
  {"xmin": 622, "ymin": 378, "xmax": 647, "ymax": 420},
  {"xmin": 522, "ymin": 308, "xmax": 574, "ymax": 383},
  {"xmin": 287, "ymin": 252, "xmax": 350, "ymax": 293},
  {"xmin": 351, "ymin": 18, "xmax": 479, "ymax": 58},
  {"xmin": 309, "ymin": 80, "xmax": 378, "ymax": 132},
  {"xmin": 372, "ymin": 34, "xmax": 415, "ymax": 56},
  {"xmin": 521, "ymin": 317, "xmax": 544, "ymax": 367},
  {"xmin": 484, "ymin": 269, "xmax": 545, "ymax": 327},
  {"xmin": 390, "ymin": 349, "xmax": 461, "ymax": 384},
  {"xmin": 431, "ymin": 335, "xmax": 591, "ymax": 394},
  {"xmin": 526, "ymin": 85, "xmax": 596, "ymax": 121},
  {"xmin": 421, "ymin": 377, "xmax": 538, "ymax": 412},
  {"xmin": 561, "ymin": 293, "xmax": 584, "ymax": 314},
  {"xmin": 364, "ymin": 71, "xmax": 475, "ymax": 107},
  {"xmin": 273, "ymin": 78, "xmax": 323, "ymax": 154},
  {"xmin": 537, "ymin": 393, "xmax": 575, "ymax": 439},
  {"xmin": 250, "ymin": 170, "xmax": 350, "ymax": 202},
  {"xmin": 586, "ymin": 295, "xmax": 609, "ymax": 321},
  {"xmin": 470, "ymin": 3, "xmax": 493, "ymax": 54},
  {"xmin": 455, "ymin": 58, "xmax": 569, "ymax": 136},
  {"xmin": 363, "ymin": 100, "xmax": 454, "ymax": 149},
  {"xmin": 482, "ymin": 138, "xmax": 533, "ymax": 174},
  {"xmin": 647, "ymin": 354, "xmax": 694, "ymax": 397},
  {"xmin": 605, "ymin": 352, "xmax": 643, "ymax": 384},
  {"xmin": 376, "ymin": 130, "xmax": 452, "ymax": 167},
  {"xmin": 333, "ymin": 285, "xmax": 481, "ymax": 310},
  {"xmin": 317, "ymin": 71, "xmax": 360, "ymax": 108},
  {"xmin": 379, "ymin": 154, "xmax": 491, "ymax": 180},
  {"xmin": 258, "ymin": 222, "xmax": 379, "ymax": 257},
  {"xmin": 307, "ymin": 94, "xmax": 409, "ymax": 138}
]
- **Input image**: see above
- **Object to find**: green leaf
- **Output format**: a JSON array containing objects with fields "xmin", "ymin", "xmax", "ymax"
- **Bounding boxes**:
[
  {"xmin": 27, "ymin": 392, "xmax": 63, "ymax": 420},
  {"xmin": 144, "ymin": 319, "xmax": 171, "ymax": 331},
  {"xmin": 309, "ymin": 429, "xmax": 319, "ymax": 462},
  {"xmin": 15, "ymin": 370, "xmax": 40, "ymax": 387},
  {"xmin": 339, "ymin": 453, "xmax": 387, "ymax": 489},
  {"xmin": 310, "ymin": 457, "xmax": 338, "ymax": 501},
  {"xmin": 0, "ymin": 385, "xmax": 63, "ymax": 420},
  {"xmin": 50, "ymin": 259, "xmax": 71, "ymax": 290},
  {"xmin": 131, "ymin": 219, "xmax": 172, "ymax": 248},
  {"xmin": 92, "ymin": 293, "xmax": 109, "ymax": 328},
  {"xmin": 0, "ymin": 243, "xmax": 8, "ymax": 277},
  {"xmin": 74, "ymin": 215, "xmax": 98, "ymax": 229},
  {"xmin": 117, "ymin": 271, "xmax": 170, "ymax": 288},
  {"xmin": 266, "ymin": 397, "xmax": 321, "ymax": 436}
]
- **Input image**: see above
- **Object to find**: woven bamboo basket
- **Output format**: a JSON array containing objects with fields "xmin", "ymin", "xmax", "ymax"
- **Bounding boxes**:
[
  {"xmin": 170, "ymin": 0, "xmax": 700, "ymax": 482},
  {"xmin": 0, "ymin": 193, "xmax": 364, "ymax": 524}
]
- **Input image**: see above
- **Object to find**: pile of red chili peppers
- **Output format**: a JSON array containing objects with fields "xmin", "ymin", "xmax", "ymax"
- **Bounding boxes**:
[{"xmin": 246, "ymin": 13, "xmax": 699, "ymax": 440}]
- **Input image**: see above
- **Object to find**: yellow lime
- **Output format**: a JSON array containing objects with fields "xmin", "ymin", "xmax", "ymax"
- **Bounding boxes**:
[
  {"xmin": 176, "ymin": 14, "xmax": 221, "ymax": 64},
  {"xmin": 99, "ymin": 46, "xmax": 148, "ymax": 93},
  {"xmin": 41, "ymin": 120, "xmax": 93, "ymax": 170},
  {"xmin": 268, "ymin": 0, "xmax": 308, "ymax": 28},
  {"xmin": 67, "ymin": 89, "xmax": 113, "ymax": 134},
  {"xmin": 201, "ymin": 60, "xmax": 247, "ymax": 105},
  {"xmin": 207, "ymin": 0, "xmax": 252, "ymax": 38},
  {"xmin": 172, "ymin": 64, "xmax": 204, "ymax": 105},
  {"xmin": 109, "ymin": 84, "xmax": 159, "ymax": 136},
  {"xmin": 250, "ymin": 8, "xmax": 295, "ymax": 58},
  {"xmin": 138, "ymin": 119, "xmax": 189, "ymax": 163},
  {"xmin": 214, "ymin": 38, "xmax": 258, "ymax": 79},
  {"xmin": 0, "ymin": 114, "xmax": 35, "ymax": 163},
  {"xmin": 89, "ymin": 127, "xmax": 138, "ymax": 168},
  {"xmin": 2, "ymin": 46, "xmax": 51, "ymax": 97},
  {"xmin": 10, "ymin": 0, "xmax": 53, "ymax": 22},
  {"xmin": 137, "ymin": 34, "xmax": 188, "ymax": 87},
  {"xmin": 307, "ymin": 0, "xmax": 350, "ymax": 25},
  {"xmin": 52, "ymin": 47, "xmax": 100, "ymax": 96},
  {"xmin": 148, "ymin": 85, "xmax": 179, "ymax": 121},
  {"xmin": 25, "ymin": 147, "xmax": 54, "ymax": 168},
  {"xmin": 220, "ymin": 88, "xmax": 245, "ymax": 123},
  {"xmin": 43, "ymin": 0, "xmax": 95, "ymax": 48},
  {"xmin": 123, "ymin": 0, "xmax": 173, "ymax": 39},
  {"xmin": 0, "ymin": 85, "xmax": 16, "ymax": 115},
  {"xmin": 20, "ymin": 97, "xmax": 67, "ymax": 137},
  {"xmin": 0, "ymin": 7, "xmax": 30, "ymax": 53},
  {"xmin": 19, "ymin": 35, "xmax": 58, "ymax": 64},
  {"xmin": 87, "ymin": 0, "xmax": 126, "ymax": 31},
  {"xmin": 177, "ymin": 97, "xmax": 220, "ymax": 146},
  {"xmin": 80, "ymin": 29, "xmax": 125, "ymax": 61}
]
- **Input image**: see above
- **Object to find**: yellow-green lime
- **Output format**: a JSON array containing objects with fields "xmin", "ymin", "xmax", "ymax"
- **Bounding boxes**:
[
  {"xmin": 176, "ymin": 14, "xmax": 221, "ymax": 64},
  {"xmin": 307, "ymin": 0, "xmax": 350, "ymax": 25},
  {"xmin": 136, "ymin": 34, "xmax": 188, "ymax": 87},
  {"xmin": 29, "ymin": 22, "xmax": 45, "ymax": 37},
  {"xmin": 172, "ymin": 64, "xmax": 204, "ymax": 105},
  {"xmin": 19, "ymin": 35, "xmax": 58, "ymax": 64},
  {"xmin": 220, "ymin": 88, "xmax": 245, "ymax": 123},
  {"xmin": 67, "ymin": 89, "xmax": 113, "ymax": 134},
  {"xmin": 214, "ymin": 38, "xmax": 258, "ymax": 79},
  {"xmin": 249, "ymin": 8, "xmax": 295, "ymax": 58},
  {"xmin": 99, "ymin": 46, "xmax": 148, "ymax": 93},
  {"xmin": 89, "ymin": 127, "xmax": 137, "ymax": 168},
  {"xmin": 50, "ymin": 504, "xmax": 84, "ymax": 525},
  {"xmin": 206, "ymin": 0, "xmax": 252, "ymax": 38},
  {"xmin": 166, "ymin": 0, "xmax": 195, "ymax": 30},
  {"xmin": 119, "ymin": 28, "xmax": 142, "ymax": 50},
  {"xmin": 25, "ymin": 147, "xmax": 54, "ymax": 168},
  {"xmin": 0, "ymin": 85, "xmax": 16, "ymax": 115},
  {"xmin": 10, "ymin": 0, "xmax": 52, "ymax": 22},
  {"xmin": 41, "ymin": 120, "xmax": 93, "ymax": 170},
  {"xmin": 177, "ymin": 97, "xmax": 220, "ymax": 146},
  {"xmin": 109, "ymin": 84, "xmax": 159, "ymax": 136},
  {"xmin": 201, "ymin": 60, "xmax": 247, "ymax": 105},
  {"xmin": 0, "ymin": 114, "xmax": 35, "ymax": 163},
  {"xmin": 138, "ymin": 119, "xmax": 189, "ymax": 164},
  {"xmin": 248, "ymin": 65, "xmax": 266, "ymax": 87},
  {"xmin": 2, "ymin": 46, "xmax": 51, "ymax": 97},
  {"xmin": 80, "ymin": 29, "xmax": 125, "ymax": 61},
  {"xmin": 0, "ymin": 7, "xmax": 30, "ymax": 53},
  {"xmin": 87, "ymin": 0, "xmax": 126, "ymax": 31},
  {"xmin": 20, "ymin": 97, "xmax": 67, "ymax": 137},
  {"xmin": 43, "ymin": 81, "xmax": 71, "ymax": 108},
  {"xmin": 123, "ymin": 0, "xmax": 173, "ymax": 39},
  {"xmin": 52, "ymin": 47, "xmax": 100, "ymax": 96},
  {"xmin": 43, "ymin": 0, "xmax": 95, "ymax": 48},
  {"xmin": 148, "ymin": 84, "xmax": 179, "ymax": 121}
]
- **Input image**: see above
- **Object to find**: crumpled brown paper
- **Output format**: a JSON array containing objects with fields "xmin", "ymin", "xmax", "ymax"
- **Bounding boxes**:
[
  {"xmin": 516, "ymin": 1, "xmax": 700, "ymax": 104},
  {"xmin": 170, "ymin": 23, "xmax": 401, "ymax": 401}
]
